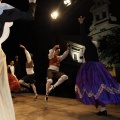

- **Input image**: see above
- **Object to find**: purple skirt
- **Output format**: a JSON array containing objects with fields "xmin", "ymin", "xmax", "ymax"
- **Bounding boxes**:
[{"xmin": 76, "ymin": 61, "xmax": 120, "ymax": 107}]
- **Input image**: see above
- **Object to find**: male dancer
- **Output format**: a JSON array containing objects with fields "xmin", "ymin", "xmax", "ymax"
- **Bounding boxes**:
[
  {"xmin": 45, "ymin": 43, "xmax": 70, "ymax": 101},
  {"xmin": 19, "ymin": 44, "xmax": 38, "ymax": 99},
  {"xmin": 0, "ymin": 0, "xmax": 36, "ymax": 119}
]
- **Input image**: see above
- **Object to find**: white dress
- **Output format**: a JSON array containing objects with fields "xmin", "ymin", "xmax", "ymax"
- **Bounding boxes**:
[
  {"xmin": 0, "ymin": 2, "xmax": 15, "ymax": 120},
  {"xmin": 0, "ymin": 1, "xmax": 36, "ymax": 119}
]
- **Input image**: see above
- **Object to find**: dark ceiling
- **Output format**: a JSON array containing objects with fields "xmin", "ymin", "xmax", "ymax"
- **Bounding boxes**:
[
  {"xmin": 2, "ymin": 0, "xmax": 120, "ymax": 60},
  {"xmin": 3, "ymin": 0, "xmax": 120, "ymax": 35},
  {"xmin": 34, "ymin": 0, "xmax": 93, "ymax": 34}
]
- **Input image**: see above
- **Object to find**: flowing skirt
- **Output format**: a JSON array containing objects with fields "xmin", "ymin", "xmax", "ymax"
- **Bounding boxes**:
[
  {"xmin": 0, "ymin": 48, "xmax": 16, "ymax": 120},
  {"xmin": 76, "ymin": 61, "xmax": 120, "ymax": 107},
  {"xmin": 8, "ymin": 73, "xmax": 20, "ymax": 92}
]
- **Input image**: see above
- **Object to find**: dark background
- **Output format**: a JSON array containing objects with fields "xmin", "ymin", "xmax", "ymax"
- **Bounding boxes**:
[{"xmin": 2, "ymin": 0, "xmax": 120, "ymax": 98}]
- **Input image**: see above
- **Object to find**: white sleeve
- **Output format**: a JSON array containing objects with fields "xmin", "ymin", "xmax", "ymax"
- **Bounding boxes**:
[
  {"xmin": 0, "ymin": 3, "xmax": 14, "ymax": 15},
  {"xmin": 24, "ymin": 49, "xmax": 31, "ymax": 63},
  {"xmin": 60, "ymin": 49, "xmax": 69, "ymax": 61},
  {"xmin": 48, "ymin": 49, "xmax": 54, "ymax": 59},
  {"xmin": 0, "ymin": 22, "xmax": 13, "ymax": 46}
]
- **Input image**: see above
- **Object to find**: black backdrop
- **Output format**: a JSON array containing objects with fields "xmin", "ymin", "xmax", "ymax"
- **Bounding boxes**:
[{"xmin": 2, "ymin": 0, "xmax": 120, "ymax": 98}]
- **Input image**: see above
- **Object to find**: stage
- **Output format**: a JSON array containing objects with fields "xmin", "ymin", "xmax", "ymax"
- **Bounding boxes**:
[{"xmin": 13, "ymin": 93, "xmax": 120, "ymax": 120}]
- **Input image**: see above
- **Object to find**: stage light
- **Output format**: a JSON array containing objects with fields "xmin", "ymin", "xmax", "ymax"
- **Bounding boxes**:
[
  {"xmin": 51, "ymin": 11, "xmax": 59, "ymax": 19},
  {"xmin": 63, "ymin": 0, "xmax": 71, "ymax": 6}
]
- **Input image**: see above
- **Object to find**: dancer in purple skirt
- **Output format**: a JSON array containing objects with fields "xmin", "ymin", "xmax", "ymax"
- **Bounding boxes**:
[{"xmin": 75, "ymin": 16, "xmax": 120, "ymax": 116}]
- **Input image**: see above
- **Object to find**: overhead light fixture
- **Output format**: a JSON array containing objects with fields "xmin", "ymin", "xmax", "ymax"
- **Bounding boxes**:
[
  {"xmin": 51, "ymin": 11, "xmax": 59, "ymax": 19},
  {"xmin": 63, "ymin": 0, "xmax": 71, "ymax": 6}
]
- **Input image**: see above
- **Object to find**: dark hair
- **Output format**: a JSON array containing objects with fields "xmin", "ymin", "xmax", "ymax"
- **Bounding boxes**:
[{"xmin": 55, "ymin": 47, "xmax": 60, "ymax": 51}]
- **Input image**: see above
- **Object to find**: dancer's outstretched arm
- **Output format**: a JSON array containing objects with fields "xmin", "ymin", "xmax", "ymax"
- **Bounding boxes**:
[
  {"xmin": 20, "ymin": 44, "xmax": 31, "ymax": 63},
  {"xmin": 60, "ymin": 43, "xmax": 70, "ymax": 61}
]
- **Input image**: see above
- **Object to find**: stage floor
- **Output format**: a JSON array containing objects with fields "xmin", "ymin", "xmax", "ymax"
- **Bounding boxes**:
[{"xmin": 13, "ymin": 93, "xmax": 120, "ymax": 120}]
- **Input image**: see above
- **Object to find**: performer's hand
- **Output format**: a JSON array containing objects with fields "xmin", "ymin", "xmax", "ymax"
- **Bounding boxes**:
[
  {"xmin": 29, "ymin": 0, "xmax": 36, "ymax": 3},
  {"xmin": 15, "ymin": 55, "xmax": 18, "ymax": 59},
  {"xmin": 15, "ymin": 56, "xmax": 18, "ymax": 61},
  {"xmin": 67, "ymin": 43, "xmax": 70, "ymax": 49},
  {"xmin": 78, "ymin": 16, "xmax": 85, "ymax": 24},
  {"xmin": 19, "ymin": 44, "xmax": 26, "ymax": 50}
]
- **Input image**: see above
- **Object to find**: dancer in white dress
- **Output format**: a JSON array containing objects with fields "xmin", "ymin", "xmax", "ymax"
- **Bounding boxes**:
[{"xmin": 0, "ymin": 0, "xmax": 36, "ymax": 119}]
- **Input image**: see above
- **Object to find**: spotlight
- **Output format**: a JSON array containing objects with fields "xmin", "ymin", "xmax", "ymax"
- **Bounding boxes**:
[
  {"xmin": 63, "ymin": 0, "xmax": 71, "ymax": 6},
  {"xmin": 51, "ymin": 11, "xmax": 58, "ymax": 19}
]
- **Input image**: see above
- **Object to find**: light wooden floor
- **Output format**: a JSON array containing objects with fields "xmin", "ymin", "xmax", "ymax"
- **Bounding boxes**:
[{"xmin": 13, "ymin": 93, "xmax": 120, "ymax": 120}]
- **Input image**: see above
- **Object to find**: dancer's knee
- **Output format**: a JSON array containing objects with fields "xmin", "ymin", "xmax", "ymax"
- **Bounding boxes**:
[
  {"xmin": 47, "ymin": 78, "xmax": 53, "ymax": 84},
  {"xmin": 19, "ymin": 80, "xmax": 24, "ymax": 84},
  {"xmin": 61, "ymin": 75, "xmax": 68, "ymax": 80}
]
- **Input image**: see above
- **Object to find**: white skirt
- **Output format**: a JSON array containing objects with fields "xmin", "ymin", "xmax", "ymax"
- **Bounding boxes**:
[{"xmin": 0, "ymin": 48, "xmax": 15, "ymax": 120}]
